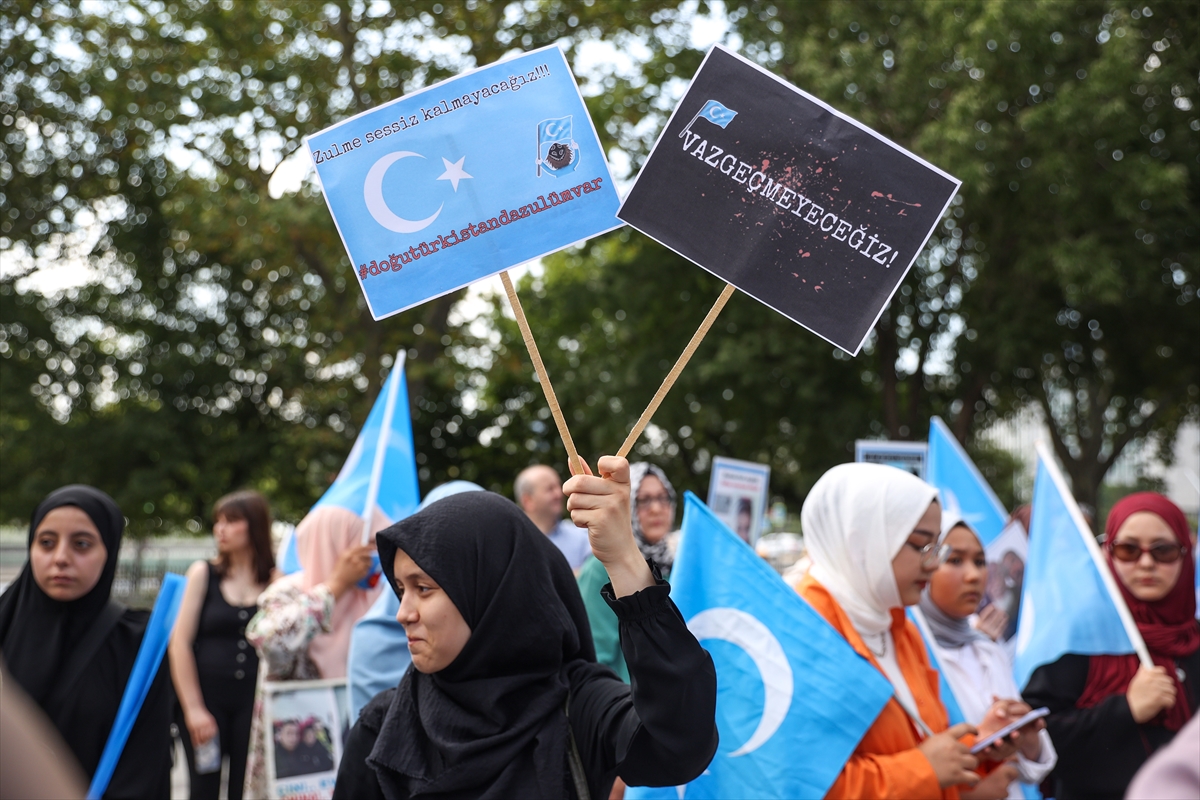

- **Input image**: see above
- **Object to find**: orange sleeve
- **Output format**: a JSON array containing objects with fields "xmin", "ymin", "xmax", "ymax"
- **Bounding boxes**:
[{"xmin": 824, "ymin": 747, "xmax": 944, "ymax": 800}]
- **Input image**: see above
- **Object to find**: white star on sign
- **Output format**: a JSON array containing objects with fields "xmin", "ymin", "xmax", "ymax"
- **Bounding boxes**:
[{"xmin": 436, "ymin": 156, "xmax": 472, "ymax": 192}]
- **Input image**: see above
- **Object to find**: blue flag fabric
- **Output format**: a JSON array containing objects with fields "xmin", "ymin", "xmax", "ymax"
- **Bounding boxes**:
[
  {"xmin": 312, "ymin": 358, "xmax": 420, "ymax": 530},
  {"xmin": 927, "ymin": 416, "xmax": 1008, "ymax": 546},
  {"xmin": 1013, "ymin": 449, "xmax": 1135, "ymax": 688},
  {"xmin": 627, "ymin": 493, "xmax": 892, "ymax": 800},
  {"xmin": 306, "ymin": 46, "xmax": 619, "ymax": 319},
  {"xmin": 907, "ymin": 607, "xmax": 966, "ymax": 726},
  {"xmin": 697, "ymin": 99, "xmax": 737, "ymax": 128},
  {"xmin": 87, "ymin": 573, "xmax": 186, "ymax": 800}
]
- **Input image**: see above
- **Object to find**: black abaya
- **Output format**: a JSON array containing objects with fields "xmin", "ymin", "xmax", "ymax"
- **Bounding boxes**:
[{"xmin": 0, "ymin": 485, "xmax": 173, "ymax": 799}]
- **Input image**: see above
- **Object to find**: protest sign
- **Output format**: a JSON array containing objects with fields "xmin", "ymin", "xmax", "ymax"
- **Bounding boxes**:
[
  {"xmin": 706, "ymin": 456, "xmax": 771, "ymax": 545},
  {"xmin": 854, "ymin": 439, "xmax": 928, "ymax": 479},
  {"xmin": 264, "ymin": 679, "xmax": 352, "ymax": 800},
  {"xmin": 618, "ymin": 44, "xmax": 960, "ymax": 355},
  {"xmin": 305, "ymin": 46, "xmax": 620, "ymax": 321}
]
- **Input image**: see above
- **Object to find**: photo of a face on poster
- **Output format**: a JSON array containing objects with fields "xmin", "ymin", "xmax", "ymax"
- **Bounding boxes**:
[
  {"xmin": 707, "ymin": 457, "xmax": 771, "ymax": 545},
  {"xmin": 980, "ymin": 520, "xmax": 1029, "ymax": 643},
  {"xmin": 265, "ymin": 679, "xmax": 350, "ymax": 800}
]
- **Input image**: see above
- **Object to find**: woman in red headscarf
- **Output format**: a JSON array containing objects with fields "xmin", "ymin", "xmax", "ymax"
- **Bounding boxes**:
[{"xmin": 1023, "ymin": 492, "xmax": 1199, "ymax": 799}]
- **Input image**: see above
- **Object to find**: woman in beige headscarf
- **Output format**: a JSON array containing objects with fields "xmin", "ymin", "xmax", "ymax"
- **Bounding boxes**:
[{"xmin": 242, "ymin": 506, "xmax": 378, "ymax": 798}]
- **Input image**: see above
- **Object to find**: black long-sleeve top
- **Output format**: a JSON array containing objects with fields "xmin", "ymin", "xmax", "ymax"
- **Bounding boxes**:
[
  {"xmin": 1023, "ymin": 645, "xmax": 1200, "ymax": 800},
  {"xmin": 334, "ymin": 578, "xmax": 718, "ymax": 800}
]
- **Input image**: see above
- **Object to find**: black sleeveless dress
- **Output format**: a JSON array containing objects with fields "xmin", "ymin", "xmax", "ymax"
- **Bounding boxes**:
[{"xmin": 176, "ymin": 562, "xmax": 260, "ymax": 800}]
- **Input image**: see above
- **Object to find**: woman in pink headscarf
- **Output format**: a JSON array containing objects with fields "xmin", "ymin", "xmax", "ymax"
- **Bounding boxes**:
[{"xmin": 242, "ymin": 506, "xmax": 378, "ymax": 798}]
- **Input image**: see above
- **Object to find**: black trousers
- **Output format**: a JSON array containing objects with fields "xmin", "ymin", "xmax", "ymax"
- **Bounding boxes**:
[{"xmin": 176, "ymin": 676, "xmax": 255, "ymax": 800}]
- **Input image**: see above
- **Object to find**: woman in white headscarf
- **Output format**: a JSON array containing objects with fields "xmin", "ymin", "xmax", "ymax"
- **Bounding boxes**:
[
  {"xmin": 919, "ymin": 513, "xmax": 1056, "ymax": 800},
  {"xmin": 792, "ymin": 463, "xmax": 1019, "ymax": 800}
]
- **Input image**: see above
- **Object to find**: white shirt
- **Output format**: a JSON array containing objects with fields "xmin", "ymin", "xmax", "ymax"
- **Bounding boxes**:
[{"xmin": 938, "ymin": 637, "xmax": 1058, "ymax": 799}]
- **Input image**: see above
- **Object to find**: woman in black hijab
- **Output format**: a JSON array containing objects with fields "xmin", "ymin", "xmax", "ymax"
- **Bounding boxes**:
[
  {"xmin": 0, "ymin": 485, "xmax": 173, "ymax": 798},
  {"xmin": 334, "ymin": 457, "xmax": 718, "ymax": 800}
]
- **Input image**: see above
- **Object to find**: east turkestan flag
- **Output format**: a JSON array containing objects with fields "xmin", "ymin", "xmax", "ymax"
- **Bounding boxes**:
[{"xmin": 627, "ymin": 493, "xmax": 893, "ymax": 800}]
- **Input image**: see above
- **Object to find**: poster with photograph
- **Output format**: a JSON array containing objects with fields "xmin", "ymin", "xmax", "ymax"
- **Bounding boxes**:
[
  {"xmin": 706, "ymin": 456, "xmax": 771, "ymax": 545},
  {"xmin": 981, "ymin": 519, "xmax": 1029, "ymax": 645},
  {"xmin": 264, "ymin": 679, "xmax": 352, "ymax": 800},
  {"xmin": 854, "ymin": 440, "xmax": 928, "ymax": 480}
]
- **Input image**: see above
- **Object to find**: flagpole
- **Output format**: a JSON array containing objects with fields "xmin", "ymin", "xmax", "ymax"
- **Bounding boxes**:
[
  {"xmin": 361, "ymin": 350, "xmax": 405, "ymax": 545},
  {"xmin": 499, "ymin": 271, "xmax": 583, "ymax": 475},
  {"xmin": 1034, "ymin": 440, "xmax": 1154, "ymax": 668},
  {"xmin": 616, "ymin": 283, "xmax": 736, "ymax": 458}
]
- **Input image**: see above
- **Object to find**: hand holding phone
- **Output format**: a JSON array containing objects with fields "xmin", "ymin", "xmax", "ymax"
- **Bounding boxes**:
[{"xmin": 969, "ymin": 707, "xmax": 1050, "ymax": 754}]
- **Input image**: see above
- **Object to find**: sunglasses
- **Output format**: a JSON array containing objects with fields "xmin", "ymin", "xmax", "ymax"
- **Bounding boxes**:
[{"xmin": 1111, "ymin": 541, "xmax": 1187, "ymax": 564}]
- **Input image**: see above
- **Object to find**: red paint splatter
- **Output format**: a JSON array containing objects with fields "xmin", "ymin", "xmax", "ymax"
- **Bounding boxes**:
[
  {"xmin": 815, "ymin": 167, "xmax": 823, "ymax": 174},
  {"xmin": 871, "ymin": 191, "xmax": 885, "ymax": 198},
  {"xmin": 792, "ymin": 272, "xmax": 799, "ymax": 277},
  {"xmin": 761, "ymin": 159, "xmax": 770, "ymax": 170},
  {"xmin": 814, "ymin": 286, "xmax": 822, "ymax": 292}
]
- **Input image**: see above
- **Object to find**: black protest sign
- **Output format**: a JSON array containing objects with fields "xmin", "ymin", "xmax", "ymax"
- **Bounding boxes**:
[{"xmin": 618, "ymin": 45, "xmax": 961, "ymax": 355}]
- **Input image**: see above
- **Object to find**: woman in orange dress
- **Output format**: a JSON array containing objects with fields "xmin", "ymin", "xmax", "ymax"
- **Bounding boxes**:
[{"xmin": 793, "ymin": 463, "xmax": 1038, "ymax": 799}]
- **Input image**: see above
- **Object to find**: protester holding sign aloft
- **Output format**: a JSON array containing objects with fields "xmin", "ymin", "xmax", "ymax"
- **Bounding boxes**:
[
  {"xmin": 919, "ymin": 513, "xmax": 1057, "ymax": 800},
  {"xmin": 333, "ymin": 457, "xmax": 717, "ymax": 800},
  {"xmin": 1023, "ymin": 493, "xmax": 1198, "ymax": 799},
  {"xmin": 792, "ymin": 464, "xmax": 1022, "ymax": 799},
  {"xmin": 0, "ymin": 485, "xmax": 174, "ymax": 798}
]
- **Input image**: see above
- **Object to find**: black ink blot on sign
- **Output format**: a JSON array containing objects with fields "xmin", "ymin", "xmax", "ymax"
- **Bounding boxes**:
[{"xmin": 618, "ymin": 45, "xmax": 961, "ymax": 355}]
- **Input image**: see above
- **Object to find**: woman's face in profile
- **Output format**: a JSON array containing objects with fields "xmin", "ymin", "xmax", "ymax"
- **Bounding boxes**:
[
  {"xmin": 30, "ymin": 506, "xmax": 108, "ymax": 602},
  {"xmin": 213, "ymin": 512, "xmax": 250, "ymax": 554},
  {"xmin": 393, "ymin": 549, "xmax": 472, "ymax": 673}
]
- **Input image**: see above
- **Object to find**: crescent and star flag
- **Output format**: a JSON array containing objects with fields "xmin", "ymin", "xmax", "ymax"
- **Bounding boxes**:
[
  {"xmin": 618, "ymin": 44, "xmax": 961, "ymax": 355},
  {"xmin": 305, "ymin": 45, "xmax": 620, "ymax": 320},
  {"xmin": 88, "ymin": 573, "xmax": 185, "ymax": 800},
  {"xmin": 927, "ymin": 415, "xmax": 1008, "ymax": 546},
  {"xmin": 1013, "ymin": 443, "xmax": 1149, "ymax": 689},
  {"xmin": 279, "ymin": 354, "xmax": 420, "ymax": 573},
  {"xmin": 627, "ymin": 493, "xmax": 892, "ymax": 800}
]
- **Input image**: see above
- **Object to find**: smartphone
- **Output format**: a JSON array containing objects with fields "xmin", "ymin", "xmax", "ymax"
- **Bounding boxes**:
[{"xmin": 969, "ymin": 707, "xmax": 1050, "ymax": 754}]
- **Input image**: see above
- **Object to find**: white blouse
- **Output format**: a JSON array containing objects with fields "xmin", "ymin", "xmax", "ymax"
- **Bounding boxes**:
[{"xmin": 938, "ymin": 637, "xmax": 1058, "ymax": 800}]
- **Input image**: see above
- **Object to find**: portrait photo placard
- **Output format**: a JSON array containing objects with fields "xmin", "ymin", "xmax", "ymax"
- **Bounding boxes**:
[
  {"xmin": 618, "ymin": 45, "xmax": 961, "ymax": 354},
  {"xmin": 264, "ymin": 678, "xmax": 352, "ymax": 800}
]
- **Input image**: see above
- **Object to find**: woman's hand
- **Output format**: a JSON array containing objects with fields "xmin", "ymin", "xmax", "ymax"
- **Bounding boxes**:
[
  {"xmin": 564, "ymin": 456, "xmax": 654, "ymax": 598},
  {"xmin": 1127, "ymin": 665, "xmax": 1177, "ymax": 723},
  {"xmin": 916, "ymin": 722, "xmax": 981, "ymax": 789},
  {"xmin": 960, "ymin": 764, "xmax": 1020, "ymax": 800},
  {"xmin": 976, "ymin": 699, "xmax": 1020, "ymax": 762},
  {"xmin": 325, "ymin": 544, "xmax": 376, "ymax": 599},
  {"xmin": 184, "ymin": 705, "xmax": 218, "ymax": 747},
  {"xmin": 974, "ymin": 604, "xmax": 1009, "ymax": 642}
]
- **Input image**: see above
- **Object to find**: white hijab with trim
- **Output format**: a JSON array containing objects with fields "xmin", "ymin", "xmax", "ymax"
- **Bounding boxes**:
[{"xmin": 802, "ymin": 463, "xmax": 939, "ymax": 636}]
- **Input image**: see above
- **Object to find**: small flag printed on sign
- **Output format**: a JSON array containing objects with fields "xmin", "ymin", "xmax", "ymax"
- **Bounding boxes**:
[{"xmin": 619, "ymin": 45, "xmax": 961, "ymax": 355}]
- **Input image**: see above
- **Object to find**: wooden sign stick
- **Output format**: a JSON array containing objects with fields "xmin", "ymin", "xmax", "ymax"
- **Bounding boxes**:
[
  {"xmin": 616, "ymin": 283, "xmax": 736, "ymax": 458},
  {"xmin": 499, "ymin": 270, "xmax": 584, "ymax": 476}
]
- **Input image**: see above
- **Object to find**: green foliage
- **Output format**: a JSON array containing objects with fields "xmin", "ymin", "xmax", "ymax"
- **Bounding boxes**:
[{"xmin": 2, "ymin": 0, "xmax": 1196, "ymax": 530}]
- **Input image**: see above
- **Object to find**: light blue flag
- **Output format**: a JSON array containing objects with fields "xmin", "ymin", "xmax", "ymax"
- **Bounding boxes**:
[
  {"xmin": 312, "ymin": 354, "xmax": 420, "ymax": 534},
  {"xmin": 698, "ymin": 99, "xmax": 738, "ymax": 128},
  {"xmin": 907, "ymin": 607, "xmax": 966, "ymax": 726},
  {"xmin": 306, "ymin": 45, "xmax": 620, "ymax": 319},
  {"xmin": 1013, "ymin": 445, "xmax": 1145, "ymax": 688},
  {"xmin": 87, "ymin": 573, "xmax": 186, "ymax": 800},
  {"xmin": 627, "ymin": 493, "xmax": 893, "ymax": 800},
  {"xmin": 927, "ymin": 416, "xmax": 1007, "ymax": 546}
]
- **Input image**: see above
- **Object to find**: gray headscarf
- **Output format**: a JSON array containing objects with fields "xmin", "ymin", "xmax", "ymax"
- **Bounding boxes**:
[
  {"xmin": 629, "ymin": 462, "xmax": 677, "ymax": 570},
  {"xmin": 918, "ymin": 511, "xmax": 988, "ymax": 649}
]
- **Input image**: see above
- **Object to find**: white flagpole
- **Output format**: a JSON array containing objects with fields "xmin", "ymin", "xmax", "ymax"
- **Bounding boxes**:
[
  {"xmin": 1034, "ymin": 440, "xmax": 1153, "ymax": 668},
  {"xmin": 361, "ymin": 350, "xmax": 406, "ymax": 545}
]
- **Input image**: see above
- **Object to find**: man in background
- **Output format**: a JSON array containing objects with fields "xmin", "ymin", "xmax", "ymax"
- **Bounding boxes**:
[{"xmin": 515, "ymin": 465, "xmax": 591, "ymax": 571}]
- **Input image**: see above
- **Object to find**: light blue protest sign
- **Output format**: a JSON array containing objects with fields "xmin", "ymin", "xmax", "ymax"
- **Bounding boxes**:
[
  {"xmin": 927, "ymin": 415, "xmax": 1008, "ymax": 546},
  {"xmin": 1013, "ymin": 443, "xmax": 1150, "ymax": 688},
  {"xmin": 627, "ymin": 493, "xmax": 892, "ymax": 800},
  {"xmin": 305, "ymin": 46, "xmax": 620, "ymax": 319},
  {"xmin": 88, "ymin": 573, "xmax": 185, "ymax": 800}
]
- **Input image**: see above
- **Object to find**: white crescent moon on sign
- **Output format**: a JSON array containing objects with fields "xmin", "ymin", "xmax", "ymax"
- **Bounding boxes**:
[
  {"xmin": 363, "ymin": 151, "xmax": 443, "ymax": 233},
  {"xmin": 687, "ymin": 607, "xmax": 793, "ymax": 757}
]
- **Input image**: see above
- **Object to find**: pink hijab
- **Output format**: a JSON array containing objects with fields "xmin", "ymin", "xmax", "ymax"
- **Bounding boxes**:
[{"xmin": 292, "ymin": 505, "xmax": 382, "ymax": 679}]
